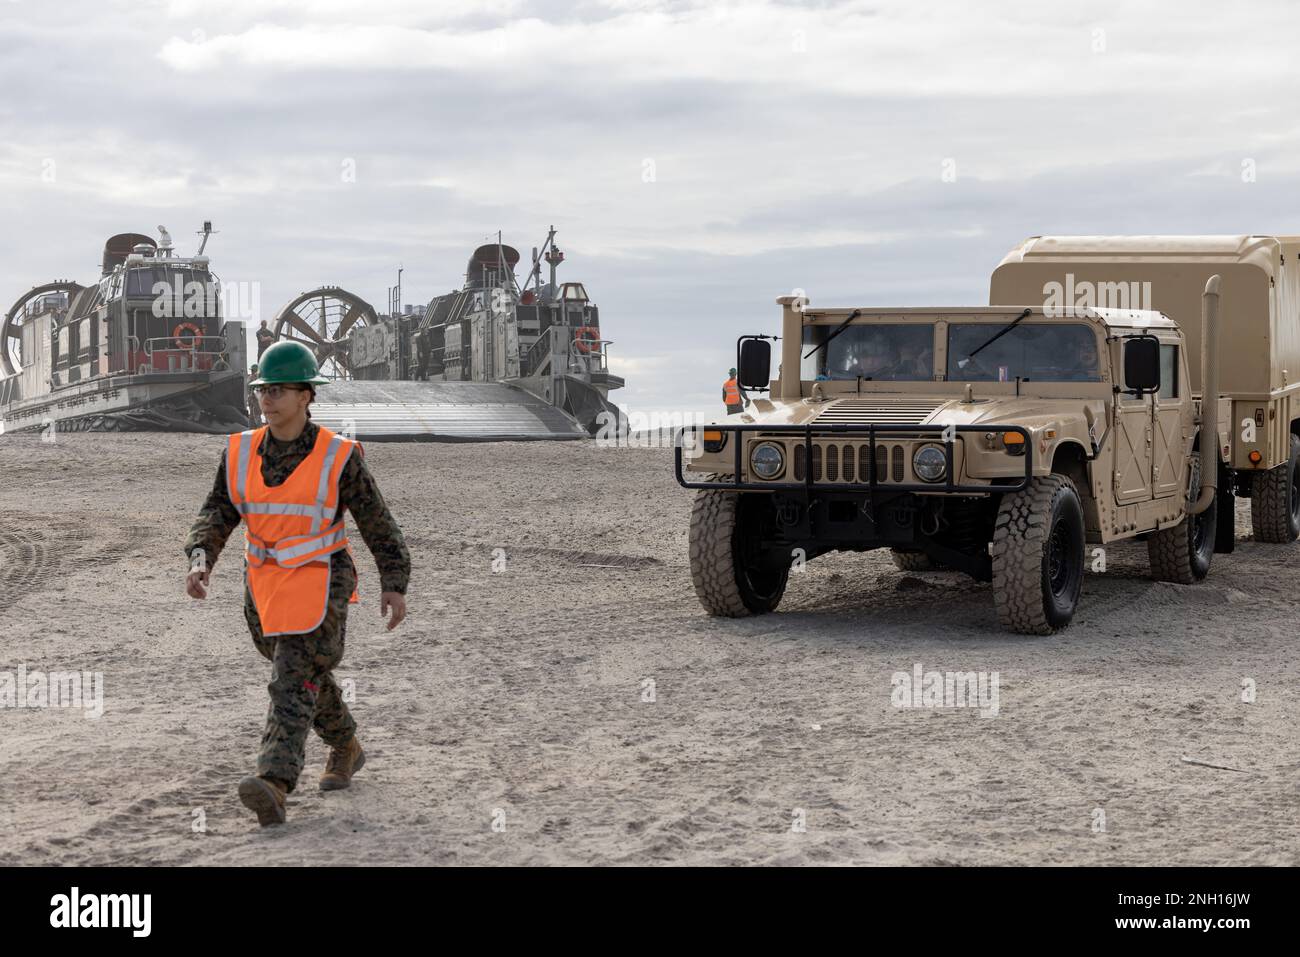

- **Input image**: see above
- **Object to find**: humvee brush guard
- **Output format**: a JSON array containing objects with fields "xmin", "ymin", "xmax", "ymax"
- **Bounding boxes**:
[{"xmin": 677, "ymin": 278, "xmax": 1226, "ymax": 635}]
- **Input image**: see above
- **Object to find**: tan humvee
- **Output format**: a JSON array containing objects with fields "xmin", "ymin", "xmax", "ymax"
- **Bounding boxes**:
[
  {"xmin": 678, "ymin": 280, "xmax": 1226, "ymax": 634},
  {"xmin": 992, "ymin": 235, "xmax": 1300, "ymax": 544}
]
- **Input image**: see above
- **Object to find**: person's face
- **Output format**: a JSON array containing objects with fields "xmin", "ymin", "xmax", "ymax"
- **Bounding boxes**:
[
  {"xmin": 255, "ymin": 384, "xmax": 311, "ymax": 424},
  {"xmin": 859, "ymin": 345, "xmax": 889, "ymax": 373}
]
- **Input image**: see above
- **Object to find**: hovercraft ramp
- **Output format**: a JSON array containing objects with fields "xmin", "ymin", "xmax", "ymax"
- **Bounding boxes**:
[{"xmin": 308, "ymin": 380, "xmax": 589, "ymax": 442}]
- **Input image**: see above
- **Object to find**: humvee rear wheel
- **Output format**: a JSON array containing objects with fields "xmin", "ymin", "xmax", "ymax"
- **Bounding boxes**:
[
  {"xmin": 1148, "ymin": 457, "xmax": 1216, "ymax": 583},
  {"xmin": 1250, "ymin": 433, "xmax": 1300, "ymax": 543},
  {"xmin": 689, "ymin": 476, "xmax": 789, "ymax": 617},
  {"xmin": 991, "ymin": 475, "xmax": 1084, "ymax": 635}
]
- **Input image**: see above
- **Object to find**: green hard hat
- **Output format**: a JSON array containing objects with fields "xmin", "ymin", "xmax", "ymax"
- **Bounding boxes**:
[
  {"xmin": 249, "ymin": 341, "xmax": 327, "ymax": 386},
  {"xmin": 729, "ymin": 367, "xmax": 737, "ymax": 375}
]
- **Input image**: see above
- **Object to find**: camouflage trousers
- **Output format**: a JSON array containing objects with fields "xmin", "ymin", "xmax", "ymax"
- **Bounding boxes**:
[{"xmin": 243, "ymin": 553, "xmax": 357, "ymax": 793}]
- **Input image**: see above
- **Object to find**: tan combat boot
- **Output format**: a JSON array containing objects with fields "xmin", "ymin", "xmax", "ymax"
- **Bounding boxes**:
[
  {"xmin": 319, "ymin": 736, "xmax": 365, "ymax": 791},
  {"xmin": 238, "ymin": 775, "xmax": 287, "ymax": 827}
]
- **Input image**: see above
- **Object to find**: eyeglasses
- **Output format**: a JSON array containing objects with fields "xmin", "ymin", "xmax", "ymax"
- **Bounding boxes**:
[{"xmin": 252, "ymin": 385, "xmax": 307, "ymax": 400}]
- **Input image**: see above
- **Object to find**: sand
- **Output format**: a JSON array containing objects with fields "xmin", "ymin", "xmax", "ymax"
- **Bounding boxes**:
[{"xmin": 0, "ymin": 431, "xmax": 1296, "ymax": 865}]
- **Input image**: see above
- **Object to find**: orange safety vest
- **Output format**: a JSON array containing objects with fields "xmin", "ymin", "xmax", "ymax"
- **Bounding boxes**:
[
  {"xmin": 723, "ymin": 377, "xmax": 741, "ymax": 405},
  {"xmin": 227, "ymin": 425, "xmax": 358, "ymax": 637}
]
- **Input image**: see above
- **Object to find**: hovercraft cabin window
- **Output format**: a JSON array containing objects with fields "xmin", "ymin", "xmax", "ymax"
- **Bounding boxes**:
[{"xmin": 126, "ymin": 267, "xmax": 160, "ymax": 298}]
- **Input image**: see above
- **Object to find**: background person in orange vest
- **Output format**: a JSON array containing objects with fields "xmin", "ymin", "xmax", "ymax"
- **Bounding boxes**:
[
  {"xmin": 723, "ymin": 367, "xmax": 748, "ymax": 415},
  {"xmin": 183, "ymin": 341, "xmax": 410, "ymax": 827}
]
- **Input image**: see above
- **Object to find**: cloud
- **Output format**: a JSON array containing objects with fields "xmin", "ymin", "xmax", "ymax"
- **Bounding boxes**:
[
  {"xmin": 159, "ymin": 0, "xmax": 524, "ymax": 23},
  {"xmin": 3, "ymin": 0, "xmax": 1300, "ymax": 417},
  {"xmin": 149, "ymin": 0, "xmax": 1298, "ymax": 102}
]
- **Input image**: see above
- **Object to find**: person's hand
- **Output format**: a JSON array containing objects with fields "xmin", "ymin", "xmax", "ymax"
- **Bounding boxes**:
[
  {"xmin": 380, "ymin": 591, "xmax": 407, "ymax": 631},
  {"xmin": 186, "ymin": 568, "xmax": 210, "ymax": 599}
]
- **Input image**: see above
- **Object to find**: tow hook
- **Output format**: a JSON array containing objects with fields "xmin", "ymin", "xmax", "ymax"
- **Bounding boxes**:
[{"xmin": 775, "ymin": 500, "xmax": 801, "ymax": 527}]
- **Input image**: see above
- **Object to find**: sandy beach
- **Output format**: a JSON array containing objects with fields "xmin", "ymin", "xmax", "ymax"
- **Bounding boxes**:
[{"xmin": 1, "ymin": 432, "xmax": 1296, "ymax": 865}]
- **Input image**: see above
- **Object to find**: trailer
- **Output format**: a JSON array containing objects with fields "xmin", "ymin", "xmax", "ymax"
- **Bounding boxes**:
[{"xmin": 991, "ymin": 235, "xmax": 1300, "ymax": 544}]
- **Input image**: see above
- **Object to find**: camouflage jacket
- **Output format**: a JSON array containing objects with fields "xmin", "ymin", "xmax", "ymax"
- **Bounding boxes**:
[{"xmin": 183, "ymin": 420, "xmax": 410, "ymax": 594}]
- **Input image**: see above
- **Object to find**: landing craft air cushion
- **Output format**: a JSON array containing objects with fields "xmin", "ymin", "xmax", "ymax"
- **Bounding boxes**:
[
  {"xmin": 269, "ymin": 227, "xmax": 626, "ymax": 441},
  {"xmin": 0, "ymin": 224, "xmax": 248, "ymax": 434}
]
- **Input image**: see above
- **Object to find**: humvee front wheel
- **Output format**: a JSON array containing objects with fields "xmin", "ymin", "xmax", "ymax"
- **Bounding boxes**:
[
  {"xmin": 689, "ymin": 477, "xmax": 789, "ymax": 617},
  {"xmin": 991, "ymin": 475, "xmax": 1085, "ymax": 635},
  {"xmin": 1148, "ymin": 456, "xmax": 1216, "ymax": 583},
  {"xmin": 1250, "ymin": 433, "xmax": 1300, "ymax": 543}
]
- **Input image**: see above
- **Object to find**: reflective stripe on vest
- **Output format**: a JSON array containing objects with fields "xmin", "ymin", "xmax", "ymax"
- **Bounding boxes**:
[
  {"xmin": 724, "ymin": 378, "xmax": 741, "ymax": 405},
  {"xmin": 228, "ymin": 429, "xmax": 255, "ymax": 508},
  {"xmin": 312, "ymin": 434, "xmax": 346, "ymax": 533},
  {"xmin": 237, "ymin": 502, "xmax": 333, "ymax": 520},
  {"xmin": 246, "ymin": 522, "xmax": 348, "ymax": 568}
]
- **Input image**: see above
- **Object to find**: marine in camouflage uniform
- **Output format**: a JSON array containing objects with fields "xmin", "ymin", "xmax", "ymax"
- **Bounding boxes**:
[
  {"xmin": 183, "ymin": 419, "xmax": 410, "ymax": 795},
  {"xmin": 246, "ymin": 365, "xmax": 262, "ymax": 425}
]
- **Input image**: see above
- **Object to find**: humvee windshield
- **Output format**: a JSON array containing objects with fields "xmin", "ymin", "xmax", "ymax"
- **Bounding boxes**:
[
  {"xmin": 946, "ymin": 322, "xmax": 1101, "ymax": 382},
  {"xmin": 802, "ymin": 323, "xmax": 935, "ymax": 381}
]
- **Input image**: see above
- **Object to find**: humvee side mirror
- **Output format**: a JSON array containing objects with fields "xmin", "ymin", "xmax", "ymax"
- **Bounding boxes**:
[
  {"xmin": 1123, "ymin": 335, "xmax": 1160, "ymax": 395},
  {"xmin": 738, "ymin": 338, "xmax": 771, "ymax": 390}
]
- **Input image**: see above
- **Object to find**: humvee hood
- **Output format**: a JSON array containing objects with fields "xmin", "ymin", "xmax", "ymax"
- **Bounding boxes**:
[{"xmin": 809, "ymin": 395, "xmax": 1090, "ymax": 429}]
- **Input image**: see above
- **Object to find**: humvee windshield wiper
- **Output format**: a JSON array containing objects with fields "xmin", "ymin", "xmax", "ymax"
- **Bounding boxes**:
[
  {"xmin": 803, "ymin": 309, "xmax": 861, "ymax": 360},
  {"xmin": 957, "ymin": 308, "xmax": 1032, "ymax": 369}
]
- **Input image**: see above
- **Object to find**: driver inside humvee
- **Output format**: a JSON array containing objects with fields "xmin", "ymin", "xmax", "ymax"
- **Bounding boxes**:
[{"xmin": 841, "ymin": 332, "xmax": 897, "ymax": 378}]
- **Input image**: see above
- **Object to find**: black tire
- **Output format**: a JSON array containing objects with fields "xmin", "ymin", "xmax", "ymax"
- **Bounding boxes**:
[
  {"xmin": 991, "ymin": 475, "xmax": 1085, "ymax": 635},
  {"xmin": 1250, "ymin": 433, "xmax": 1300, "ymax": 543},
  {"xmin": 689, "ymin": 475, "xmax": 789, "ymax": 617},
  {"xmin": 1148, "ymin": 456, "xmax": 1216, "ymax": 583}
]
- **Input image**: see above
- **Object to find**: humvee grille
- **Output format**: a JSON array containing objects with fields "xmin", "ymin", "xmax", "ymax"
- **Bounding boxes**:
[{"xmin": 793, "ymin": 441, "xmax": 908, "ymax": 483}]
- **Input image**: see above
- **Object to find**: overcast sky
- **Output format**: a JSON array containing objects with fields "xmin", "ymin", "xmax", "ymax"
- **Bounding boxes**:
[{"xmin": 3, "ymin": 0, "xmax": 1300, "ymax": 420}]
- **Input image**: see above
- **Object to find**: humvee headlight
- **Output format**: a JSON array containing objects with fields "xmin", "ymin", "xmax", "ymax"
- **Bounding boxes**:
[
  {"xmin": 702, "ymin": 429, "xmax": 726, "ymax": 453},
  {"xmin": 912, "ymin": 445, "xmax": 947, "ymax": 483},
  {"xmin": 750, "ymin": 442, "xmax": 785, "ymax": 479},
  {"xmin": 1001, "ymin": 431, "xmax": 1027, "ymax": 456}
]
